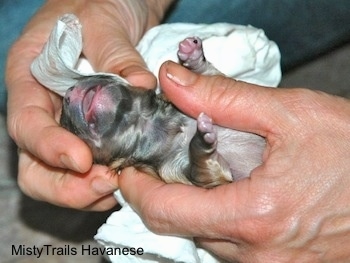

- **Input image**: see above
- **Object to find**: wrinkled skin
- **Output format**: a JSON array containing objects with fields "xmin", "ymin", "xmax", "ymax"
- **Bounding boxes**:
[
  {"xmin": 6, "ymin": 0, "xmax": 173, "ymax": 209},
  {"xmin": 119, "ymin": 61, "xmax": 350, "ymax": 262}
]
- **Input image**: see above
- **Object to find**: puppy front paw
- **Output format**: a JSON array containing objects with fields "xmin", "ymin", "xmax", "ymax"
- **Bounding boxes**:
[{"xmin": 177, "ymin": 36, "xmax": 205, "ymax": 69}]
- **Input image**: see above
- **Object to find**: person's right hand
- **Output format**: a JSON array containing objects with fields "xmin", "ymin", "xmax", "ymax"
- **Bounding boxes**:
[
  {"xmin": 6, "ymin": 0, "xmax": 172, "ymax": 210},
  {"xmin": 118, "ymin": 61, "xmax": 350, "ymax": 262}
]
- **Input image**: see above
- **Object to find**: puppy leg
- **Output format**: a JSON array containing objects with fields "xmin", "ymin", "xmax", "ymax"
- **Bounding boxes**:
[
  {"xmin": 178, "ymin": 37, "xmax": 231, "ymax": 187},
  {"xmin": 188, "ymin": 113, "xmax": 232, "ymax": 188},
  {"xmin": 178, "ymin": 36, "xmax": 222, "ymax": 75}
]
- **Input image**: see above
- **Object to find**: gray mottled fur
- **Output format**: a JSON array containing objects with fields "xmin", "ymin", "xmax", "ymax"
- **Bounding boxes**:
[{"xmin": 60, "ymin": 37, "xmax": 265, "ymax": 188}]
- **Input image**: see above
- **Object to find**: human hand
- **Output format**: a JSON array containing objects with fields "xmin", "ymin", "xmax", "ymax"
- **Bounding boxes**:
[
  {"xmin": 6, "ymin": 0, "xmax": 172, "ymax": 210},
  {"xmin": 119, "ymin": 61, "xmax": 350, "ymax": 261}
]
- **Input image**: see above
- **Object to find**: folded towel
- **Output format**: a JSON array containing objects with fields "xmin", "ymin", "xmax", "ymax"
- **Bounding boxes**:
[{"xmin": 30, "ymin": 14, "xmax": 281, "ymax": 263}]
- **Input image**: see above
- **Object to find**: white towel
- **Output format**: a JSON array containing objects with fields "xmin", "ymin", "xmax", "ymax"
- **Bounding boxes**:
[
  {"xmin": 31, "ymin": 14, "xmax": 281, "ymax": 263},
  {"xmin": 95, "ymin": 190, "xmax": 219, "ymax": 263}
]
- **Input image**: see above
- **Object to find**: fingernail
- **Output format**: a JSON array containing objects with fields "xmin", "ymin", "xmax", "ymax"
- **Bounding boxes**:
[
  {"xmin": 60, "ymin": 154, "xmax": 82, "ymax": 173},
  {"xmin": 91, "ymin": 177, "xmax": 117, "ymax": 195},
  {"xmin": 165, "ymin": 61, "xmax": 198, "ymax": 86}
]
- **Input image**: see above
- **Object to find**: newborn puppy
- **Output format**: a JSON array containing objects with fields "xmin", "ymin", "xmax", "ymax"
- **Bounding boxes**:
[{"xmin": 60, "ymin": 37, "xmax": 265, "ymax": 188}]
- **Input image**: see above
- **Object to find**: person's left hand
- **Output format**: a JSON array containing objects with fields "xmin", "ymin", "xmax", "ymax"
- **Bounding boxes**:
[{"xmin": 6, "ymin": 0, "xmax": 172, "ymax": 210}]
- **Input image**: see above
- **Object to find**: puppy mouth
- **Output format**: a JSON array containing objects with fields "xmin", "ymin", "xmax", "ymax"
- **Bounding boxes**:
[{"xmin": 82, "ymin": 85, "xmax": 102, "ymax": 124}]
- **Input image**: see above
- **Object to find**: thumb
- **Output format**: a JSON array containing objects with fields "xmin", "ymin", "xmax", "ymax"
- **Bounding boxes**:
[
  {"xmin": 119, "ymin": 167, "xmax": 251, "ymax": 240},
  {"xmin": 159, "ymin": 61, "xmax": 290, "ymax": 136}
]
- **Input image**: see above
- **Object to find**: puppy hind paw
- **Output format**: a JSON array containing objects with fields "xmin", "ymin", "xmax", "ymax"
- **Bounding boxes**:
[{"xmin": 197, "ymin": 112, "xmax": 216, "ymax": 145}]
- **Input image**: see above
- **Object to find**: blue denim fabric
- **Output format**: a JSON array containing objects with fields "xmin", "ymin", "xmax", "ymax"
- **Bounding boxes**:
[
  {"xmin": 1, "ymin": 0, "xmax": 350, "ymax": 112},
  {"xmin": 0, "ymin": 0, "xmax": 45, "ymax": 112}
]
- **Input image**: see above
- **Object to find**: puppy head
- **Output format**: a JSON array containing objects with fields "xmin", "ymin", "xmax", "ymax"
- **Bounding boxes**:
[{"xmin": 60, "ymin": 75, "xmax": 139, "ymax": 163}]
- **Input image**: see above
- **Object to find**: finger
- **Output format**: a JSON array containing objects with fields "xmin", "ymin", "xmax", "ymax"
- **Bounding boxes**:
[
  {"xmin": 8, "ymin": 103, "xmax": 93, "ymax": 173},
  {"xmin": 81, "ymin": 8, "xmax": 157, "ymax": 89},
  {"xmin": 18, "ymin": 150, "xmax": 118, "ymax": 211},
  {"xmin": 119, "ymin": 168, "xmax": 253, "ymax": 240},
  {"xmin": 159, "ymin": 61, "xmax": 296, "ymax": 137}
]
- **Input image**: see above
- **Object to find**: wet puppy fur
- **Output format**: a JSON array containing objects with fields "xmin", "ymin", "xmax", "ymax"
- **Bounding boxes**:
[{"xmin": 60, "ymin": 37, "xmax": 265, "ymax": 188}]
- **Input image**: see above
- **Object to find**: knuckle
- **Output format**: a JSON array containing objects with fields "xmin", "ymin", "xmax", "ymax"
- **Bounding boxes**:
[
  {"xmin": 17, "ymin": 171, "xmax": 33, "ymax": 199},
  {"xmin": 6, "ymin": 111, "xmax": 22, "ymax": 145},
  {"xmin": 7, "ymin": 106, "xmax": 41, "ymax": 149}
]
